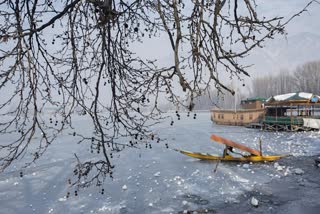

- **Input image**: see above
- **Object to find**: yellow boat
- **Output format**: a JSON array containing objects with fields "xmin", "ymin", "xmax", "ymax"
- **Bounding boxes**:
[{"xmin": 175, "ymin": 149, "xmax": 286, "ymax": 162}]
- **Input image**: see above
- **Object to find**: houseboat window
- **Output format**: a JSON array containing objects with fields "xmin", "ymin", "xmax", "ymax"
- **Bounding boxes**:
[
  {"xmin": 218, "ymin": 114, "xmax": 220, "ymax": 119},
  {"xmin": 221, "ymin": 114, "xmax": 224, "ymax": 119},
  {"xmin": 240, "ymin": 114, "xmax": 244, "ymax": 120},
  {"xmin": 249, "ymin": 114, "xmax": 253, "ymax": 120},
  {"xmin": 214, "ymin": 113, "xmax": 215, "ymax": 118}
]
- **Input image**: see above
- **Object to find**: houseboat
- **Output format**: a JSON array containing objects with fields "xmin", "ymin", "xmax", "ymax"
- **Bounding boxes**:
[
  {"xmin": 211, "ymin": 97, "xmax": 266, "ymax": 126},
  {"xmin": 263, "ymin": 92, "xmax": 320, "ymax": 131}
]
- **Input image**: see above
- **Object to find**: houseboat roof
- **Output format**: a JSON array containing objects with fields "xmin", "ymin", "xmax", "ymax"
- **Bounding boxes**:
[
  {"xmin": 211, "ymin": 108, "xmax": 265, "ymax": 113},
  {"xmin": 266, "ymin": 92, "xmax": 320, "ymax": 105},
  {"xmin": 241, "ymin": 96, "xmax": 266, "ymax": 103}
]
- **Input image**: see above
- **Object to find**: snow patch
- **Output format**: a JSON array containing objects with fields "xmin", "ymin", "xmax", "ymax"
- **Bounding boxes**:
[
  {"xmin": 272, "ymin": 93, "xmax": 296, "ymax": 101},
  {"xmin": 191, "ymin": 169, "xmax": 200, "ymax": 176},
  {"xmin": 58, "ymin": 197, "xmax": 67, "ymax": 202},
  {"xmin": 122, "ymin": 185, "xmax": 128, "ymax": 191},
  {"xmin": 251, "ymin": 197, "xmax": 259, "ymax": 207},
  {"xmin": 98, "ymin": 206, "xmax": 111, "ymax": 212},
  {"xmin": 298, "ymin": 92, "xmax": 313, "ymax": 99},
  {"xmin": 154, "ymin": 171, "xmax": 161, "ymax": 177}
]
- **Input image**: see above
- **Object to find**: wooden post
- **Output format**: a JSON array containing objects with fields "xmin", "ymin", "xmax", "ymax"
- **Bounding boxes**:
[
  {"xmin": 290, "ymin": 103, "xmax": 293, "ymax": 131},
  {"xmin": 259, "ymin": 137, "xmax": 263, "ymax": 156},
  {"xmin": 275, "ymin": 105, "xmax": 278, "ymax": 131}
]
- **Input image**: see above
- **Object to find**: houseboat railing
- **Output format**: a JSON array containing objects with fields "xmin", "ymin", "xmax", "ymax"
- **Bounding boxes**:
[{"xmin": 263, "ymin": 116, "xmax": 304, "ymax": 126}]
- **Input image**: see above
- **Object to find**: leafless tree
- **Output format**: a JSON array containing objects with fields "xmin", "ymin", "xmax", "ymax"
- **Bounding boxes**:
[
  {"xmin": 293, "ymin": 60, "xmax": 320, "ymax": 94},
  {"xmin": 250, "ymin": 70, "xmax": 296, "ymax": 98},
  {"xmin": 251, "ymin": 60, "xmax": 320, "ymax": 98},
  {"xmin": 0, "ymin": 0, "xmax": 317, "ymax": 188}
]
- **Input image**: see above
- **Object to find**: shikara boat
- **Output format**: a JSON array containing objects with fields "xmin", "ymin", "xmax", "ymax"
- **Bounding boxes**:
[
  {"xmin": 175, "ymin": 134, "xmax": 287, "ymax": 162},
  {"xmin": 175, "ymin": 149, "xmax": 285, "ymax": 162}
]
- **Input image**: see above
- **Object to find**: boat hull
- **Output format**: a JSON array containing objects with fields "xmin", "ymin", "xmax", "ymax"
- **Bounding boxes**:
[{"xmin": 176, "ymin": 149, "xmax": 285, "ymax": 162}]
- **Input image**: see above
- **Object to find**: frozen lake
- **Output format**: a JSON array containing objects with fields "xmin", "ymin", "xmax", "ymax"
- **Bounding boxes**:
[{"xmin": 1, "ymin": 112, "xmax": 320, "ymax": 214}]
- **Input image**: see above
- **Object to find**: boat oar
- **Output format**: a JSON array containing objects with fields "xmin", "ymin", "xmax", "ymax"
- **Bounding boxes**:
[
  {"xmin": 214, "ymin": 145, "xmax": 228, "ymax": 173},
  {"xmin": 213, "ymin": 160, "xmax": 220, "ymax": 173}
]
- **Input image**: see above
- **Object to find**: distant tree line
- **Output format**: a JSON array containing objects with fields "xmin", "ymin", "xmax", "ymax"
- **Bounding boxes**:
[
  {"xmin": 188, "ymin": 59, "xmax": 320, "ymax": 110},
  {"xmin": 250, "ymin": 60, "xmax": 320, "ymax": 98},
  {"xmin": 158, "ymin": 59, "xmax": 320, "ymax": 111}
]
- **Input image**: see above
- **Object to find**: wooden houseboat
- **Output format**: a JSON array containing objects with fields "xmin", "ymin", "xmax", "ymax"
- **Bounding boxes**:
[
  {"xmin": 263, "ymin": 92, "xmax": 320, "ymax": 131},
  {"xmin": 211, "ymin": 97, "xmax": 266, "ymax": 126}
]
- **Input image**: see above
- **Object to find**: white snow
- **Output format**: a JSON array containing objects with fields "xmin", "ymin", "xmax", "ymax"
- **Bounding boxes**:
[
  {"xmin": 98, "ymin": 206, "xmax": 111, "ymax": 212},
  {"xmin": 298, "ymin": 92, "xmax": 313, "ymax": 99},
  {"xmin": 271, "ymin": 92, "xmax": 296, "ymax": 101},
  {"xmin": 191, "ymin": 169, "xmax": 200, "ymax": 176},
  {"xmin": 268, "ymin": 92, "xmax": 314, "ymax": 102},
  {"xmin": 274, "ymin": 162, "xmax": 285, "ymax": 171},
  {"xmin": 58, "ymin": 197, "xmax": 67, "ymax": 202},
  {"xmin": 251, "ymin": 197, "xmax": 259, "ymax": 207},
  {"xmin": 154, "ymin": 171, "xmax": 161, "ymax": 177},
  {"xmin": 122, "ymin": 185, "xmax": 128, "ymax": 190}
]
